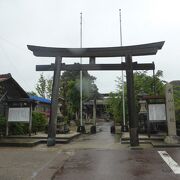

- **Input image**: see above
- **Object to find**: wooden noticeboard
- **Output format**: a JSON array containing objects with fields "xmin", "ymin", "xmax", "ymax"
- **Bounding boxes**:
[
  {"xmin": 148, "ymin": 104, "xmax": 166, "ymax": 121},
  {"xmin": 6, "ymin": 107, "xmax": 32, "ymax": 136},
  {"xmin": 147, "ymin": 103, "xmax": 167, "ymax": 137},
  {"xmin": 8, "ymin": 107, "xmax": 30, "ymax": 122}
]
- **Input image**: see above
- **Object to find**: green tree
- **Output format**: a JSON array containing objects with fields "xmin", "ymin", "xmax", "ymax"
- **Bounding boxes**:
[
  {"xmin": 35, "ymin": 70, "xmax": 99, "ymax": 121},
  {"xmin": 170, "ymin": 81, "xmax": 180, "ymax": 121},
  {"xmin": 46, "ymin": 78, "xmax": 53, "ymax": 99},
  {"xmin": 32, "ymin": 112, "xmax": 47, "ymax": 134},
  {"xmin": 106, "ymin": 92, "xmax": 123, "ymax": 124},
  {"xmin": 60, "ymin": 70, "xmax": 99, "ymax": 120},
  {"xmin": 0, "ymin": 115, "xmax": 6, "ymax": 135},
  {"xmin": 27, "ymin": 91, "xmax": 37, "ymax": 96},
  {"xmin": 36, "ymin": 73, "xmax": 47, "ymax": 98},
  {"xmin": 134, "ymin": 70, "xmax": 165, "ymax": 96},
  {"xmin": 107, "ymin": 70, "xmax": 165, "ymax": 124}
]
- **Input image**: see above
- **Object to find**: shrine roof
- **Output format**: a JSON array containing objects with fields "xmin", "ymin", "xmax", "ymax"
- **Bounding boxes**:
[
  {"xmin": 0, "ymin": 73, "xmax": 11, "ymax": 82},
  {"xmin": 0, "ymin": 73, "xmax": 29, "ymax": 99}
]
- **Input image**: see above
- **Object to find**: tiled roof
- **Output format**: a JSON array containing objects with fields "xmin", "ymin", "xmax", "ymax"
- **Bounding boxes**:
[
  {"xmin": 0, "ymin": 73, "xmax": 29, "ymax": 99},
  {"xmin": 0, "ymin": 73, "xmax": 11, "ymax": 82}
]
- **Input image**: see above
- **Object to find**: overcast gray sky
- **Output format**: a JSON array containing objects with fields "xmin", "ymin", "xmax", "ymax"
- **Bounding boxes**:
[{"xmin": 0, "ymin": 0, "xmax": 179, "ymax": 94}]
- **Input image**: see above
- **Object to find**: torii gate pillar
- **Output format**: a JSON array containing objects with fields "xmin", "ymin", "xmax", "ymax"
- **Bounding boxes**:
[
  {"xmin": 47, "ymin": 56, "xmax": 62, "ymax": 146},
  {"xmin": 126, "ymin": 55, "xmax": 139, "ymax": 146}
]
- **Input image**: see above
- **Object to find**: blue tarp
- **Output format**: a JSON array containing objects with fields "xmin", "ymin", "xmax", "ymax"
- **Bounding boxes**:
[{"xmin": 29, "ymin": 95, "xmax": 51, "ymax": 104}]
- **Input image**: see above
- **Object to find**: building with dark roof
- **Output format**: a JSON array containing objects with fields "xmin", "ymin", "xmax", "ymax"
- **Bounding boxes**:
[
  {"xmin": 0, "ymin": 73, "xmax": 30, "ymax": 116},
  {"xmin": 0, "ymin": 73, "xmax": 51, "ymax": 118},
  {"xmin": 0, "ymin": 73, "xmax": 29, "ymax": 100}
]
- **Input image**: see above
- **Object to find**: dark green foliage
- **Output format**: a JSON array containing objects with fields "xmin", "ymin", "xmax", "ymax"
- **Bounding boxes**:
[
  {"xmin": 106, "ymin": 92, "xmax": 123, "ymax": 124},
  {"xmin": 107, "ymin": 70, "xmax": 165, "ymax": 124},
  {"xmin": 9, "ymin": 123, "xmax": 29, "ymax": 135},
  {"xmin": 36, "ymin": 73, "xmax": 47, "ymax": 98},
  {"xmin": 61, "ymin": 70, "xmax": 98, "ymax": 100},
  {"xmin": 0, "ymin": 114, "xmax": 29, "ymax": 136},
  {"xmin": 35, "ymin": 70, "xmax": 99, "ymax": 122},
  {"xmin": 0, "ymin": 116, "xmax": 28, "ymax": 135},
  {"xmin": 32, "ymin": 112, "xmax": 47, "ymax": 133},
  {"xmin": 134, "ymin": 70, "xmax": 165, "ymax": 96},
  {"xmin": 176, "ymin": 109, "xmax": 180, "ymax": 122},
  {"xmin": 7, "ymin": 112, "xmax": 47, "ymax": 135},
  {"xmin": 60, "ymin": 70, "xmax": 98, "ymax": 119},
  {"xmin": 0, "ymin": 115, "xmax": 6, "ymax": 135},
  {"xmin": 46, "ymin": 78, "xmax": 53, "ymax": 99},
  {"xmin": 27, "ymin": 91, "xmax": 38, "ymax": 96},
  {"xmin": 171, "ymin": 81, "xmax": 180, "ymax": 121}
]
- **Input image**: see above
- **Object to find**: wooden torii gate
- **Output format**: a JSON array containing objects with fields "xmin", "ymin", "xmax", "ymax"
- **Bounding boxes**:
[{"xmin": 28, "ymin": 41, "xmax": 165, "ymax": 146}]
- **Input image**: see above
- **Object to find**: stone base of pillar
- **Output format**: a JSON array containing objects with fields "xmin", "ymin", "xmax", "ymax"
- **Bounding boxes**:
[
  {"xmin": 130, "ymin": 128, "xmax": 139, "ymax": 146},
  {"xmin": 47, "ymin": 138, "xmax": 56, "ymax": 146},
  {"xmin": 77, "ymin": 126, "xmax": 86, "ymax": 134},
  {"xmin": 90, "ymin": 125, "xmax": 96, "ymax": 134},
  {"xmin": 164, "ymin": 135, "xmax": 180, "ymax": 144},
  {"xmin": 110, "ymin": 125, "xmax": 115, "ymax": 134},
  {"xmin": 121, "ymin": 125, "xmax": 129, "ymax": 132}
]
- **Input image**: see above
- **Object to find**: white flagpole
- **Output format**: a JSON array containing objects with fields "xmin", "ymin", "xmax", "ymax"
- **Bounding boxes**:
[
  {"xmin": 80, "ymin": 12, "xmax": 83, "ymax": 126},
  {"xmin": 119, "ymin": 9, "xmax": 126, "ymax": 129}
]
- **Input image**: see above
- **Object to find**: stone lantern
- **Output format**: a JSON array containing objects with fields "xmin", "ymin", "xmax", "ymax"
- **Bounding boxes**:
[
  {"xmin": 139, "ymin": 100, "xmax": 147, "ymax": 114},
  {"xmin": 138, "ymin": 91, "xmax": 148, "ymax": 133}
]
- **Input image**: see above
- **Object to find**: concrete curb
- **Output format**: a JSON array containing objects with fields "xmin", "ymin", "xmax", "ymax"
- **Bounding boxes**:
[
  {"xmin": 0, "ymin": 133, "xmax": 81, "ymax": 147},
  {"xmin": 6, "ymin": 133, "xmax": 80, "ymax": 139},
  {"xmin": 121, "ymin": 140, "xmax": 180, "ymax": 148}
]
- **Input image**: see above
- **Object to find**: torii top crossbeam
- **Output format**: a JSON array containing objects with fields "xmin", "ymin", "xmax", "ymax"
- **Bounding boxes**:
[{"xmin": 27, "ymin": 41, "xmax": 165, "ymax": 58}]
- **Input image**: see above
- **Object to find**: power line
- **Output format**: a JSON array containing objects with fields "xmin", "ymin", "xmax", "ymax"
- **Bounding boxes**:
[
  {"xmin": 0, "ymin": 37, "xmax": 36, "ymax": 91},
  {"xmin": 0, "ymin": 35, "xmax": 26, "ymax": 53}
]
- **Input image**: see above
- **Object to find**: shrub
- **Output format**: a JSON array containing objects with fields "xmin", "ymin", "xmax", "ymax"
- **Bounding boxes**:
[
  {"xmin": 9, "ymin": 123, "xmax": 29, "ymax": 135},
  {"xmin": 32, "ymin": 112, "xmax": 47, "ymax": 134},
  {"xmin": 64, "ymin": 116, "xmax": 69, "ymax": 125},
  {"xmin": 0, "ymin": 112, "xmax": 47, "ymax": 135},
  {"xmin": 0, "ymin": 115, "xmax": 6, "ymax": 135}
]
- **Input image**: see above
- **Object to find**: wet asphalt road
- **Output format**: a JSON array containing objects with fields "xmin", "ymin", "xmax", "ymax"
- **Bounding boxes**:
[{"xmin": 54, "ymin": 122, "xmax": 180, "ymax": 180}]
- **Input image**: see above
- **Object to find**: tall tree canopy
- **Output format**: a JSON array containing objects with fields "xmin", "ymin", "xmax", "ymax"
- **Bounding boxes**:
[
  {"xmin": 170, "ymin": 81, "xmax": 180, "ymax": 121},
  {"xmin": 134, "ymin": 70, "xmax": 166, "ymax": 96},
  {"xmin": 36, "ymin": 73, "xmax": 47, "ymax": 98},
  {"xmin": 35, "ymin": 70, "xmax": 99, "ymax": 120},
  {"xmin": 60, "ymin": 70, "xmax": 98, "ymax": 119},
  {"xmin": 107, "ymin": 70, "xmax": 165, "ymax": 124}
]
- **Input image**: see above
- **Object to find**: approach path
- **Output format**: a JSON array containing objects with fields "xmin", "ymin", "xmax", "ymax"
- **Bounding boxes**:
[
  {"xmin": 54, "ymin": 121, "xmax": 180, "ymax": 180},
  {"xmin": 0, "ymin": 121, "xmax": 179, "ymax": 179}
]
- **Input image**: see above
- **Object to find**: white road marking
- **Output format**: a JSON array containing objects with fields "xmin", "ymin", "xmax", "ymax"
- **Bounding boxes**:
[{"xmin": 158, "ymin": 151, "xmax": 180, "ymax": 174}]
